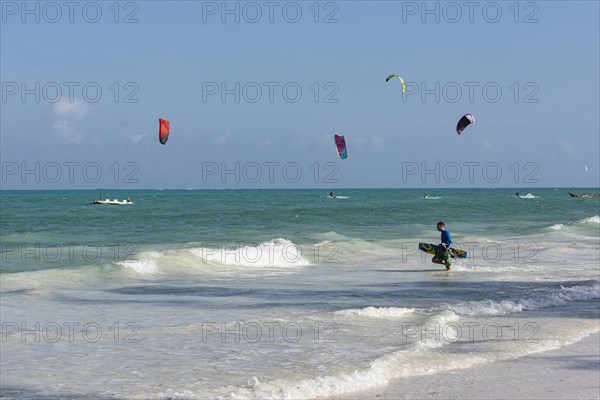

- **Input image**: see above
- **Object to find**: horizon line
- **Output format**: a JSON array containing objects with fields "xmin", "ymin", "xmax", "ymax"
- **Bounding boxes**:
[{"xmin": 1, "ymin": 187, "xmax": 599, "ymax": 192}]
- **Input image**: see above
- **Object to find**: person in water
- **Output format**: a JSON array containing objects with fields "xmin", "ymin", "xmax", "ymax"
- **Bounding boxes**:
[
  {"xmin": 432, "ymin": 221, "xmax": 452, "ymax": 270},
  {"xmin": 329, "ymin": 192, "xmax": 336, "ymax": 198},
  {"xmin": 515, "ymin": 192, "xmax": 520, "ymax": 198}
]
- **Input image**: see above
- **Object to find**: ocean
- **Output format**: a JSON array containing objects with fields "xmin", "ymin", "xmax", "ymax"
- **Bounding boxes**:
[{"xmin": 1, "ymin": 188, "xmax": 599, "ymax": 399}]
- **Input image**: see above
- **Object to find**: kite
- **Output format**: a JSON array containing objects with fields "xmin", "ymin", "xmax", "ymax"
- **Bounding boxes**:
[
  {"xmin": 385, "ymin": 74, "xmax": 406, "ymax": 93},
  {"xmin": 159, "ymin": 118, "xmax": 170, "ymax": 145},
  {"xmin": 334, "ymin": 134, "xmax": 347, "ymax": 159},
  {"xmin": 456, "ymin": 114, "xmax": 475, "ymax": 135}
]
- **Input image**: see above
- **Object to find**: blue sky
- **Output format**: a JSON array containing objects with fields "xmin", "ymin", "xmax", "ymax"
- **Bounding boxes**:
[{"xmin": 1, "ymin": 0, "xmax": 599, "ymax": 189}]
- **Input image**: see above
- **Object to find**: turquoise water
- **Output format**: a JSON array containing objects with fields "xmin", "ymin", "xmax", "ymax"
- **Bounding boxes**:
[
  {"xmin": 1, "ymin": 189, "xmax": 599, "ymax": 398},
  {"xmin": 2, "ymin": 188, "xmax": 598, "ymax": 256}
]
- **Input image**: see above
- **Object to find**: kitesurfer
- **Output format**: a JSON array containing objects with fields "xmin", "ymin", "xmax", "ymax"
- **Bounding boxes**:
[
  {"xmin": 432, "ymin": 221, "xmax": 452, "ymax": 270},
  {"xmin": 329, "ymin": 192, "xmax": 336, "ymax": 199}
]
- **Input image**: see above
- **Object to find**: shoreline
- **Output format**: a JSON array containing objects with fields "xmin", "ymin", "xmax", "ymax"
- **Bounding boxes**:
[{"xmin": 342, "ymin": 331, "xmax": 600, "ymax": 400}]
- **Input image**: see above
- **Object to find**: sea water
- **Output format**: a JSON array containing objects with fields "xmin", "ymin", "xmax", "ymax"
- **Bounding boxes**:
[{"xmin": 1, "ymin": 189, "xmax": 599, "ymax": 398}]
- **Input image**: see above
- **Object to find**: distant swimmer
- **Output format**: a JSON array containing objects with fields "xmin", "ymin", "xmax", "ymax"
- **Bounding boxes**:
[
  {"xmin": 432, "ymin": 221, "xmax": 452, "ymax": 271},
  {"xmin": 328, "ymin": 192, "xmax": 336, "ymax": 199}
]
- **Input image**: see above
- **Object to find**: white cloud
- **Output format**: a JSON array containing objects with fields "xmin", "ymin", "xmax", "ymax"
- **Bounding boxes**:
[
  {"xmin": 370, "ymin": 136, "xmax": 384, "ymax": 149},
  {"xmin": 353, "ymin": 136, "xmax": 384, "ymax": 151},
  {"xmin": 53, "ymin": 98, "xmax": 89, "ymax": 119},
  {"xmin": 52, "ymin": 99, "xmax": 90, "ymax": 143},
  {"xmin": 212, "ymin": 135, "xmax": 230, "ymax": 145},
  {"xmin": 53, "ymin": 120, "xmax": 82, "ymax": 143},
  {"xmin": 130, "ymin": 133, "xmax": 145, "ymax": 144},
  {"xmin": 558, "ymin": 141, "xmax": 575, "ymax": 155}
]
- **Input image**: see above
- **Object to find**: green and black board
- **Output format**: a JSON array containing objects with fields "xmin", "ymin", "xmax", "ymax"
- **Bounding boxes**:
[{"xmin": 418, "ymin": 243, "xmax": 468, "ymax": 259}]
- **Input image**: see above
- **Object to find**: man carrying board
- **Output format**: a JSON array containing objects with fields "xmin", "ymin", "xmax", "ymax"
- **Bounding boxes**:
[{"xmin": 432, "ymin": 221, "xmax": 452, "ymax": 271}]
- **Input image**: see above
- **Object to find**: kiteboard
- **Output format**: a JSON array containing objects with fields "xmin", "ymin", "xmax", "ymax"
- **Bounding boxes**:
[{"xmin": 418, "ymin": 243, "xmax": 468, "ymax": 259}]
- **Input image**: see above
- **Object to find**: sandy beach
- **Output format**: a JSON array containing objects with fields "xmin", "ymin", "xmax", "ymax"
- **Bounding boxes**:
[{"xmin": 343, "ymin": 331, "xmax": 600, "ymax": 400}]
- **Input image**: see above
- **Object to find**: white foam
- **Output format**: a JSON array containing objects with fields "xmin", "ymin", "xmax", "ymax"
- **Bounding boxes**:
[
  {"xmin": 225, "ymin": 322, "xmax": 598, "ymax": 400},
  {"xmin": 117, "ymin": 251, "xmax": 161, "ymax": 274},
  {"xmin": 580, "ymin": 215, "xmax": 600, "ymax": 224},
  {"xmin": 546, "ymin": 215, "xmax": 599, "ymax": 233},
  {"xmin": 247, "ymin": 377, "xmax": 260, "ymax": 390},
  {"xmin": 190, "ymin": 239, "xmax": 311, "ymax": 268},
  {"xmin": 519, "ymin": 193, "xmax": 537, "ymax": 199},
  {"xmin": 444, "ymin": 282, "xmax": 600, "ymax": 316},
  {"xmin": 559, "ymin": 282, "xmax": 600, "ymax": 300},
  {"xmin": 551, "ymin": 215, "xmax": 599, "ymax": 228},
  {"xmin": 334, "ymin": 306, "xmax": 415, "ymax": 319},
  {"xmin": 333, "ymin": 284, "xmax": 600, "ymax": 323},
  {"xmin": 447, "ymin": 300, "xmax": 526, "ymax": 316},
  {"xmin": 418, "ymin": 310, "xmax": 461, "ymax": 348}
]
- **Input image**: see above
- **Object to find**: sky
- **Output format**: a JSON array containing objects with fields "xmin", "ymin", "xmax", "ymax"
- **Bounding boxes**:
[{"xmin": 1, "ymin": 0, "xmax": 599, "ymax": 189}]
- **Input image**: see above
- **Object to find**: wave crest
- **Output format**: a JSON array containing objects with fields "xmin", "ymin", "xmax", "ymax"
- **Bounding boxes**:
[
  {"xmin": 445, "ymin": 282, "xmax": 600, "ymax": 316},
  {"xmin": 334, "ymin": 306, "xmax": 415, "ymax": 319},
  {"xmin": 190, "ymin": 239, "xmax": 311, "ymax": 268}
]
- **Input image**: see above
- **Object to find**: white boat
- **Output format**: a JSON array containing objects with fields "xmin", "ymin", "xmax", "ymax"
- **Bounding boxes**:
[{"xmin": 93, "ymin": 199, "xmax": 134, "ymax": 205}]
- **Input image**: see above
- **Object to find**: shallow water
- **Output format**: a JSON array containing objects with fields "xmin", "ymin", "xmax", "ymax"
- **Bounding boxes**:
[{"xmin": 1, "ymin": 188, "xmax": 599, "ymax": 398}]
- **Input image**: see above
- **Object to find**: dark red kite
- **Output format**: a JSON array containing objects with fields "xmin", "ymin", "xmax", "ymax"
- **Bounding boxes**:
[{"xmin": 159, "ymin": 119, "xmax": 170, "ymax": 145}]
